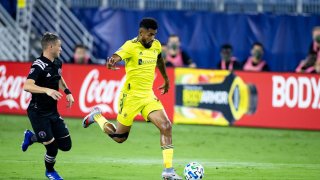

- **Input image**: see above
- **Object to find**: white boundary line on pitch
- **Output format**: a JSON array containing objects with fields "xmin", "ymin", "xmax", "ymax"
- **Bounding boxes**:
[{"xmin": 4, "ymin": 158, "xmax": 320, "ymax": 169}]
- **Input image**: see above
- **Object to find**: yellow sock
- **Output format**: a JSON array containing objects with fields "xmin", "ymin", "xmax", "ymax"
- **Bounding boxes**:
[
  {"xmin": 93, "ymin": 114, "xmax": 109, "ymax": 131},
  {"xmin": 162, "ymin": 146, "xmax": 174, "ymax": 169}
]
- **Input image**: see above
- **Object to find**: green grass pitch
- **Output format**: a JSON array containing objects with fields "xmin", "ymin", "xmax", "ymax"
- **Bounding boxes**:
[{"xmin": 0, "ymin": 114, "xmax": 320, "ymax": 179}]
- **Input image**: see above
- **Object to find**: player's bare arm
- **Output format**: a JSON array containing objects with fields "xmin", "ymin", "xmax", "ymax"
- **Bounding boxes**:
[
  {"xmin": 157, "ymin": 55, "xmax": 170, "ymax": 94},
  {"xmin": 58, "ymin": 76, "xmax": 68, "ymax": 91},
  {"xmin": 24, "ymin": 79, "xmax": 62, "ymax": 100},
  {"xmin": 106, "ymin": 54, "xmax": 122, "ymax": 70},
  {"xmin": 59, "ymin": 77, "xmax": 74, "ymax": 108}
]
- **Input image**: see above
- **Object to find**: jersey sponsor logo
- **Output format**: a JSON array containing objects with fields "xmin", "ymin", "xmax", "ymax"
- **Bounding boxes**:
[
  {"xmin": 138, "ymin": 59, "xmax": 157, "ymax": 65},
  {"xmin": 46, "ymin": 73, "xmax": 51, "ymax": 77},
  {"xmin": 0, "ymin": 65, "xmax": 31, "ymax": 110},
  {"xmin": 79, "ymin": 69, "xmax": 125, "ymax": 114}
]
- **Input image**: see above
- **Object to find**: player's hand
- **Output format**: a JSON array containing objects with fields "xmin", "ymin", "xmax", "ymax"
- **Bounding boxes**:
[
  {"xmin": 66, "ymin": 94, "xmax": 74, "ymax": 108},
  {"xmin": 46, "ymin": 89, "xmax": 63, "ymax": 100},
  {"xmin": 158, "ymin": 80, "xmax": 170, "ymax": 95},
  {"xmin": 106, "ymin": 57, "xmax": 120, "ymax": 70}
]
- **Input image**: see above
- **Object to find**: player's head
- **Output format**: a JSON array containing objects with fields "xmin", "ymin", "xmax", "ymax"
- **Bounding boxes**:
[
  {"xmin": 312, "ymin": 26, "xmax": 320, "ymax": 43},
  {"xmin": 73, "ymin": 44, "xmax": 89, "ymax": 63},
  {"xmin": 41, "ymin": 32, "xmax": 62, "ymax": 58},
  {"xmin": 251, "ymin": 42, "xmax": 264, "ymax": 60},
  {"xmin": 167, "ymin": 34, "xmax": 180, "ymax": 51},
  {"xmin": 139, "ymin": 18, "xmax": 158, "ymax": 48},
  {"xmin": 220, "ymin": 44, "xmax": 233, "ymax": 61}
]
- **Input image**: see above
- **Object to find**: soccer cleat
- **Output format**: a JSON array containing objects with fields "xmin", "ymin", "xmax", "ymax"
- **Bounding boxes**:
[
  {"xmin": 82, "ymin": 107, "xmax": 102, "ymax": 128},
  {"xmin": 162, "ymin": 168, "xmax": 183, "ymax": 180},
  {"xmin": 45, "ymin": 170, "xmax": 63, "ymax": 180},
  {"xmin": 21, "ymin": 129, "xmax": 34, "ymax": 152}
]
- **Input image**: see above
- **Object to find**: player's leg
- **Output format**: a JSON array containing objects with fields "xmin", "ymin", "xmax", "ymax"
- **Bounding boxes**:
[
  {"xmin": 83, "ymin": 107, "xmax": 132, "ymax": 143},
  {"xmin": 42, "ymin": 137, "xmax": 65, "ymax": 180},
  {"xmin": 22, "ymin": 110, "xmax": 40, "ymax": 151},
  {"xmin": 42, "ymin": 114, "xmax": 72, "ymax": 180},
  {"xmin": 52, "ymin": 115, "xmax": 72, "ymax": 152},
  {"xmin": 141, "ymin": 99, "xmax": 182, "ymax": 180},
  {"xmin": 21, "ymin": 129, "xmax": 38, "ymax": 152},
  {"xmin": 27, "ymin": 111, "xmax": 63, "ymax": 179},
  {"xmin": 147, "ymin": 110, "xmax": 182, "ymax": 180},
  {"xmin": 83, "ymin": 92, "xmax": 139, "ymax": 143},
  {"xmin": 56, "ymin": 135, "xmax": 72, "ymax": 151},
  {"xmin": 43, "ymin": 138, "xmax": 60, "ymax": 178},
  {"xmin": 108, "ymin": 121, "xmax": 131, "ymax": 143},
  {"xmin": 147, "ymin": 110, "xmax": 173, "ymax": 166}
]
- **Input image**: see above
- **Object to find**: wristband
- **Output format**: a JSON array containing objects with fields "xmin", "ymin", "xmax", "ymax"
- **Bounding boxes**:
[{"xmin": 64, "ymin": 88, "xmax": 71, "ymax": 95}]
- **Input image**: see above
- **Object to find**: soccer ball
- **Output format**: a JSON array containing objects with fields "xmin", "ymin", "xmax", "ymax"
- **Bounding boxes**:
[{"xmin": 184, "ymin": 162, "xmax": 205, "ymax": 180}]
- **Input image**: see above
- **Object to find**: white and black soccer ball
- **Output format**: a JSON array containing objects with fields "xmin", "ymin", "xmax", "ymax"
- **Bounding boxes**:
[{"xmin": 184, "ymin": 162, "xmax": 205, "ymax": 180}]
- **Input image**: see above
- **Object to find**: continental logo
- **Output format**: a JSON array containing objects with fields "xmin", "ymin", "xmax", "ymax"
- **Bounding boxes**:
[
  {"xmin": 182, "ymin": 85, "xmax": 228, "ymax": 106},
  {"xmin": 138, "ymin": 59, "xmax": 157, "ymax": 65}
]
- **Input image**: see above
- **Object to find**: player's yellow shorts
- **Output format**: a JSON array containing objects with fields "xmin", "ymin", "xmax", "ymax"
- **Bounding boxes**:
[{"xmin": 117, "ymin": 91, "xmax": 164, "ymax": 126}]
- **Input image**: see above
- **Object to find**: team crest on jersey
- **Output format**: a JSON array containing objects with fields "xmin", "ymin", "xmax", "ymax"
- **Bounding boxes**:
[
  {"xmin": 58, "ymin": 68, "xmax": 62, "ymax": 76},
  {"xmin": 29, "ymin": 68, "xmax": 35, "ymax": 74},
  {"xmin": 38, "ymin": 131, "xmax": 46, "ymax": 139}
]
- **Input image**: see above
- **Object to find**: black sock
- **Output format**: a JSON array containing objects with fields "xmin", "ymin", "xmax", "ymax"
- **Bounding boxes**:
[
  {"xmin": 44, "ymin": 154, "xmax": 56, "ymax": 172},
  {"xmin": 44, "ymin": 141, "xmax": 58, "ymax": 172}
]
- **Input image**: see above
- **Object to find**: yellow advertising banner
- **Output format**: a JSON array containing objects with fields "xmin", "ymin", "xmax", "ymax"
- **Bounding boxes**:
[{"xmin": 174, "ymin": 68, "xmax": 257, "ymax": 126}]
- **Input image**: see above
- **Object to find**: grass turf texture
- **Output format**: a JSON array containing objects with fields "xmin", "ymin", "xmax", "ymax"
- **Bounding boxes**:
[{"xmin": 0, "ymin": 114, "xmax": 320, "ymax": 179}]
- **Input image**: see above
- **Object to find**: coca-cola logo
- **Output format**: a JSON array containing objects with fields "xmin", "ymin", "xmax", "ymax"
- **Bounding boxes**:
[
  {"xmin": 79, "ymin": 69, "xmax": 125, "ymax": 114},
  {"xmin": 0, "ymin": 65, "xmax": 31, "ymax": 110}
]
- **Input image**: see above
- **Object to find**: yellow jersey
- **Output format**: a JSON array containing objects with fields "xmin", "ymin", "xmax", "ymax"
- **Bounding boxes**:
[{"xmin": 115, "ymin": 37, "xmax": 161, "ymax": 97}]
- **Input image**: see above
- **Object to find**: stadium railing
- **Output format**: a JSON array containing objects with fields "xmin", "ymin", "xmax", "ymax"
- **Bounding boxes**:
[
  {"xmin": 16, "ymin": 0, "xmax": 94, "ymax": 62},
  {"xmin": 63, "ymin": 0, "xmax": 320, "ymax": 14},
  {"xmin": 0, "ymin": 4, "xmax": 29, "ymax": 61}
]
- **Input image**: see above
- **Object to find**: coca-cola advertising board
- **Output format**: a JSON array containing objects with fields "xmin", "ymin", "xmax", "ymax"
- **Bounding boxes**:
[
  {"xmin": 0, "ymin": 62, "xmax": 175, "ymax": 120},
  {"xmin": 174, "ymin": 68, "xmax": 320, "ymax": 130}
]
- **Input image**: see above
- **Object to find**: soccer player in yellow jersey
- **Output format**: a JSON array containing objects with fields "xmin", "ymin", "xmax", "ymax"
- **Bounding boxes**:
[{"xmin": 82, "ymin": 18, "xmax": 182, "ymax": 180}]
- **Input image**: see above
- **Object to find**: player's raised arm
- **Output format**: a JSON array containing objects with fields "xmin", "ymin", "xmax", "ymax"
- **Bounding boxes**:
[
  {"xmin": 157, "ymin": 54, "xmax": 170, "ymax": 94},
  {"xmin": 59, "ymin": 77, "xmax": 74, "ymax": 108},
  {"xmin": 106, "ymin": 54, "xmax": 122, "ymax": 70},
  {"xmin": 107, "ymin": 40, "xmax": 133, "ymax": 70}
]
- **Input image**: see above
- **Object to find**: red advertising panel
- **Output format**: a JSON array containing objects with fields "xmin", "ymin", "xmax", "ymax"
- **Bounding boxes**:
[
  {"xmin": 0, "ymin": 62, "xmax": 32, "ymax": 115},
  {"xmin": 234, "ymin": 71, "xmax": 320, "ymax": 130},
  {"xmin": 1, "ymin": 62, "xmax": 319, "ymax": 130},
  {"xmin": 174, "ymin": 68, "xmax": 320, "ymax": 130},
  {"xmin": 0, "ymin": 62, "xmax": 174, "ymax": 121}
]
